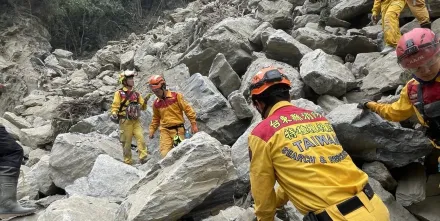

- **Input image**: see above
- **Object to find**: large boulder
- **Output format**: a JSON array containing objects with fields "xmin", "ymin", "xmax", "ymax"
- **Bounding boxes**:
[
  {"xmin": 255, "ymin": 0, "xmax": 294, "ymax": 29},
  {"xmin": 69, "ymin": 113, "xmax": 118, "ymax": 135},
  {"xmin": 360, "ymin": 52, "xmax": 407, "ymax": 97},
  {"xmin": 181, "ymin": 73, "xmax": 249, "ymax": 145},
  {"xmin": 115, "ymin": 132, "xmax": 239, "ymax": 221},
  {"xmin": 292, "ymin": 27, "xmax": 378, "ymax": 57},
  {"xmin": 265, "ymin": 30, "xmax": 312, "ymax": 67},
  {"xmin": 326, "ymin": 104, "xmax": 432, "ymax": 168},
  {"xmin": 299, "ymin": 49, "xmax": 356, "ymax": 97},
  {"xmin": 330, "ymin": 0, "xmax": 373, "ymax": 21},
  {"xmin": 208, "ymin": 53, "xmax": 241, "ymax": 98},
  {"xmin": 179, "ymin": 17, "xmax": 260, "ymax": 75},
  {"xmin": 65, "ymin": 154, "xmax": 144, "ymax": 201},
  {"xmin": 36, "ymin": 195, "xmax": 119, "ymax": 221},
  {"xmin": 49, "ymin": 132, "xmax": 123, "ymax": 188}
]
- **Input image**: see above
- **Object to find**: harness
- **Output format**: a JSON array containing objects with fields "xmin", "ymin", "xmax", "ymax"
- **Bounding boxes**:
[
  {"xmin": 118, "ymin": 89, "xmax": 141, "ymax": 120},
  {"xmin": 414, "ymin": 81, "xmax": 440, "ymax": 145}
]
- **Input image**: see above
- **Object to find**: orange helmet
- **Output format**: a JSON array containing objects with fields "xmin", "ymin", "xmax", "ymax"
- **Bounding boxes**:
[
  {"xmin": 249, "ymin": 66, "xmax": 291, "ymax": 96},
  {"xmin": 148, "ymin": 75, "xmax": 165, "ymax": 90}
]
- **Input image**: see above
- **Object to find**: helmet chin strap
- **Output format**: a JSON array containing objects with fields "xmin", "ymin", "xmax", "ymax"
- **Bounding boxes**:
[{"xmin": 413, "ymin": 72, "xmax": 440, "ymax": 84}]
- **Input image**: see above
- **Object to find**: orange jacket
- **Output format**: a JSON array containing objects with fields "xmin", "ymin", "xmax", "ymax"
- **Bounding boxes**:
[
  {"xmin": 248, "ymin": 101, "xmax": 369, "ymax": 220},
  {"xmin": 367, "ymin": 75, "xmax": 440, "ymax": 148},
  {"xmin": 111, "ymin": 87, "xmax": 147, "ymax": 117},
  {"xmin": 149, "ymin": 90, "xmax": 197, "ymax": 134}
]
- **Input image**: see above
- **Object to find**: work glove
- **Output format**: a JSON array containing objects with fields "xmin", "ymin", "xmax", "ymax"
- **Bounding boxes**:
[
  {"xmin": 371, "ymin": 14, "xmax": 379, "ymax": 24},
  {"xmin": 357, "ymin": 100, "xmax": 372, "ymax": 110},
  {"xmin": 110, "ymin": 114, "xmax": 119, "ymax": 123},
  {"xmin": 191, "ymin": 123, "xmax": 199, "ymax": 134},
  {"xmin": 149, "ymin": 132, "xmax": 154, "ymax": 139}
]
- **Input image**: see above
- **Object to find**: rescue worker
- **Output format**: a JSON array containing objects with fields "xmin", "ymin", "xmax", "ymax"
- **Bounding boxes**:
[
  {"xmin": 358, "ymin": 28, "xmax": 440, "ymax": 172},
  {"xmin": 372, "ymin": 0, "xmax": 406, "ymax": 55},
  {"xmin": 0, "ymin": 84, "xmax": 36, "ymax": 219},
  {"xmin": 247, "ymin": 67, "xmax": 390, "ymax": 221},
  {"xmin": 406, "ymin": 0, "xmax": 431, "ymax": 29},
  {"xmin": 110, "ymin": 70, "xmax": 150, "ymax": 165},
  {"xmin": 148, "ymin": 75, "xmax": 198, "ymax": 158}
]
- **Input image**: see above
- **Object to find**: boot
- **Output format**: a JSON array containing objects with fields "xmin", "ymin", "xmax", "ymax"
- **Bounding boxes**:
[
  {"xmin": 421, "ymin": 22, "xmax": 432, "ymax": 30},
  {"xmin": 0, "ymin": 176, "xmax": 36, "ymax": 219}
]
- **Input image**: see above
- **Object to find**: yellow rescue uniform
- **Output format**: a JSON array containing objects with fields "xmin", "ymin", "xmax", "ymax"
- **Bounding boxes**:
[
  {"xmin": 367, "ymin": 75, "xmax": 440, "ymax": 149},
  {"xmin": 248, "ymin": 101, "xmax": 389, "ymax": 221},
  {"xmin": 372, "ymin": 0, "xmax": 406, "ymax": 47},
  {"xmin": 111, "ymin": 87, "xmax": 148, "ymax": 164},
  {"xmin": 406, "ymin": 0, "xmax": 430, "ymax": 26},
  {"xmin": 149, "ymin": 90, "xmax": 197, "ymax": 157}
]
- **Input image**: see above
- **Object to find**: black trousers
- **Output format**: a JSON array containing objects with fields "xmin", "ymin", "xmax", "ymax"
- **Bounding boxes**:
[{"xmin": 0, "ymin": 126, "xmax": 23, "ymax": 177}]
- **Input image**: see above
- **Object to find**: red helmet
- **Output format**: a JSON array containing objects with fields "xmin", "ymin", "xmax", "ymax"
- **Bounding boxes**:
[
  {"xmin": 396, "ymin": 28, "xmax": 440, "ymax": 69},
  {"xmin": 148, "ymin": 75, "xmax": 165, "ymax": 90},
  {"xmin": 249, "ymin": 66, "xmax": 291, "ymax": 96}
]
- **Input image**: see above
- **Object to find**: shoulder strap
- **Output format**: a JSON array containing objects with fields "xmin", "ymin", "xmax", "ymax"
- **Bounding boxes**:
[
  {"xmin": 118, "ymin": 90, "xmax": 135, "ymax": 115},
  {"xmin": 415, "ymin": 83, "xmax": 427, "ymax": 121}
]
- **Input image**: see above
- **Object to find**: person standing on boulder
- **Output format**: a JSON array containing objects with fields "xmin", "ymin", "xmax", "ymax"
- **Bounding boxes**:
[
  {"xmin": 372, "ymin": 0, "xmax": 406, "ymax": 55},
  {"xmin": 148, "ymin": 75, "xmax": 198, "ymax": 158},
  {"xmin": 0, "ymin": 83, "xmax": 37, "ymax": 219},
  {"xmin": 247, "ymin": 67, "xmax": 390, "ymax": 221},
  {"xmin": 110, "ymin": 70, "xmax": 150, "ymax": 165},
  {"xmin": 359, "ymin": 28, "xmax": 440, "ymax": 173}
]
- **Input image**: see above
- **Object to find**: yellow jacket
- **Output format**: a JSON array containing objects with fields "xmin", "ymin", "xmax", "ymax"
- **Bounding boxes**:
[
  {"xmin": 111, "ymin": 87, "xmax": 147, "ymax": 116},
  {"xmin": 149, "ymin": 90, "xmax": 197, "ymax": 134},
  {"xmin": 372, "ymin": 0, "xmax": 382, "ymax": 16},
  {"xmin": 367, "ymin": 76, "xmax": 440, "ymax": 148},
  {"xmin": 248, "ymin": 101, "xmax": 369, "ymax": 220}
]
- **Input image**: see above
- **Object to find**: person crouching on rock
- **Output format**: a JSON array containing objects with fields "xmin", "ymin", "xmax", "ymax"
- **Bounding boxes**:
[
  {"xmin": 110, "ymin": 70, "xmax": 151, "ymax": 165},
  {"xmin": 371, "ymin": 0, "xmax": 406, "ymax": 55},
  {"xmin": 359, "ymin": 28, "xmax": 440, "ymax": 179},
  {"xmin": 147, "ymin": 75, "xmax": 198, "ymax": 158},
  {"xmin": 247, "ymin": 66, "xmax": 390, "ymax": 221},
  {"xmin": 0, "ymin": 83, "xmax": 37, "ymax": 219}
]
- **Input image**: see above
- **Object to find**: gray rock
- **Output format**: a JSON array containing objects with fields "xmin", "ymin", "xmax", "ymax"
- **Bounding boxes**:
[
  {"xmin": 293, "ymin": 15, "xmax": 319, "ymax": 30},
  {"xmin": 326, "ymin": 104, "xmax": 432, "ymax": 168},
  {"xmin": 299, "ymin": 49, "xmax": 356, "ymax": 97},
  {"xmin": 202, "ymin": 206, "xmax": 256, "ymax": 221},
  {"xmin": 228, "ymin": 90, "xmax": 253, "ymax": 120},
  {"xmin": 162, "ymin": 63, "xmax": 191, "ymax": 91},
  {"xmin": 26, "ymin": 148, "xmax": 50, "ymax": 167},
  {"xmin": 368, "ymin": 178, "xmax": 418, "ymax": 221},
  {"xmin": 400, "ymin": 19, "xmax": 420, "ymax": 35},
  {"xmin": 20, "ymin": 124, "xmax": 53, "ymax": 149},
  {"xmin": 53, "ymin": 49, "xmax": 73, "ymax": 59},
  {"xmin": 27, "ymin": 155, "xmax": 58, "ymax": 196},
  {"xmin": 360, "ymin": 52, "xmax": 406, "ymax": 97},
  {"xmin": 36, "ymin": 195, "xmax": 119, "ymax": 221},
  {"xmin": 65, "ymin": 154, "xmax": 144, "ymax": 201},
  {"xmin": 330, "ymin": 0, "xmax": 373, "ymax": 21},
  {"xmin": 180, "ymin": 17, "xmax": 260, "ymax": 75},
  {"xmin": 249, "ymin": 22, "xmax": 273, "ymax": 47},
  {"xmin": 95, "ymin": 47, "xmax": 120, "ymax": 67},
  {"xmin": 291, "ymin": 98, "xmax": 325, "ymax": 115},
  {"xmin": 362, "ymin": 25, "xmax": 383, "ymax": 39},
  {"xmin": 49, "ymin": 132, "xmax": 123, "ymax": 188},
  {"xmin": 69, "ymin": 113, "xmax": 119, "ymax": 135},
  {"xmin": 265, "ymin": 30, "xmax": 312, "ymax": 67},
  {"xmin": 120, "ymin": 50, "xmax": 135, "ymax": 70},
  {"xmin": 256, "ymin": 0, "xmax": 294, "ymax": 29},
  {"xmin": 317, "ymin": 95, "xmax": 345, "ymax": 114},
  {"xmin": 181, "ymin": 73, "xmax": 249, "ymax": 145},
  {"xmin": 396, "ymin": 163, "xmax": 426, "ymax": 207},
  {"xmin": 116, "ymin": 132, "xmax": 239, "ymax": 221},
  {"xmin": 407, "ymin": 196, "xmax": 440, "ymax": 221},
  {"xmin": 292, "ymin": 27, "xmax": 378, "ymax": 57},
  {"xmin": 362, "ymin": 161, "xmax": 397, "ymax": 192},
  {"xmin": 3, "ymin": 111, "xmax": 32, "ymax": 129},
  {"xmin": 0, "ymin": 117, "xmax": 22, "ymax": 140},
  {"xmin": 351, "ymin": 52, "xmax": 381, "ymax": 78},
  {"xmin": 208, "ymin": 53, "xmax": 241, "ymax": 98}
]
